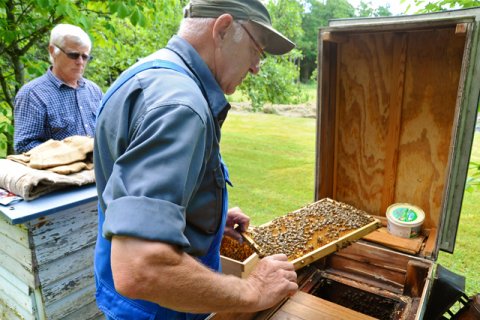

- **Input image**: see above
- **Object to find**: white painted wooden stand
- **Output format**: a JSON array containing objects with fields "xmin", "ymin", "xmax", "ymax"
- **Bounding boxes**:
[{"xmin": 0, "ymin": 185, "xmax": 103, "ymax": 320}]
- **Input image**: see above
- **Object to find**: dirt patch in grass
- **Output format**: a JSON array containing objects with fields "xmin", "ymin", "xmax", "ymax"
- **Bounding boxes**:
[
  {"xmin": 230, "ymin": 102, "xmax": 317, "ymax": 119},
  {"xmin": 230, "ymin": 102, "xmax": 480, "ymax": 130}
]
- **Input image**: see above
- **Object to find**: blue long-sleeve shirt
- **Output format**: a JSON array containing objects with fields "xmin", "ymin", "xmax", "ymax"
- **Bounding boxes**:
[{"xmin": 93, "ymin": 36, "xmax": 231, "ymax": 319}]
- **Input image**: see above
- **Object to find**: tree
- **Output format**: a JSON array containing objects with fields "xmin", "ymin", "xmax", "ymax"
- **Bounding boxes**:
[
  {"xmin": 0, "ymin": 0, "xmax": 185, "ymax": 157},
  {"xmin": 297, "ymin": 0, "xmax": 394, "ymax": 83},
  {"xmin": 298, "ymin": 0, "xmax": 355, "ymax": 82},
  {"xmin": 356, "ymin": 0, "xmax": 392, "ymax": 17},
  {"xmin": 237, "ymin": 0, "xmax": 306, "ymax": 111},
  {"xmin": 85, "ymin": 3, "xmax": 185, "ymax": 90},
  {"xmin": 411, "ymin": 0, "xmax": 480, "ymax": 13}
]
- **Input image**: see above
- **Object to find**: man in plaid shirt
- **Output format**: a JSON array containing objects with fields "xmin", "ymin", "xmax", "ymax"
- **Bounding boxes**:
[{"xmin": 14, "ymin": 23, "xmax": 102, "ymax": 154}]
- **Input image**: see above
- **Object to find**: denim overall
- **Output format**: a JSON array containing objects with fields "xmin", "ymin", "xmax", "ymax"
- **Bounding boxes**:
[{"xmin": 95, "ymin": 60, "xmax": 230, "ymax": 319}]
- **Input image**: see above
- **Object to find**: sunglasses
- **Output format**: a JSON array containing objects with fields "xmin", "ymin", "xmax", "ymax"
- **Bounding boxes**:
[
  {"xmin": 239, "ymin": 23, "xmax": 266, "ymax": 60},
  {"xmin": 55, "ymin": 45, "xmax": 93, "ymax": 62}
]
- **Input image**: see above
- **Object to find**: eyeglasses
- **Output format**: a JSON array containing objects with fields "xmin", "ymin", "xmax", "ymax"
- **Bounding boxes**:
[
  {"xmin": 55, "ymin": 45, "xmax": 93, "ymax": 62},
  {"xmin": 239, "ymin": 23, "xmax": 266, "ymax": 60}
]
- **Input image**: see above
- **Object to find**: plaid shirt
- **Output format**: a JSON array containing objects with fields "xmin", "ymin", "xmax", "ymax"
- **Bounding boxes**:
[{"xmin": 13, "ymin": 68, "xmax": 103, "ymax": 153}]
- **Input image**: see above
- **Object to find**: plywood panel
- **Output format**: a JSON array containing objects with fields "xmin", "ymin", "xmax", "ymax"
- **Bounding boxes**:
[
  {"xmin": 332, "ymin": 27, "xmax": 465, "ymax": 231},
  {"xmin": 316, "ymin": 41, "xmax": 338, "ymax": 199},
  {"xmin": 334, "ymin": 32, "xmax": 395, "ymax": 215},
  {"xmin": 381, "ymin": 33, "xmax": 408, "ymax": 213},
  {"xmin": 396, "ymin": 27, "xmax": 465, "ymax": 229},
  {"xmin": 269, "ymin": 291, "xmax": 376, "ymax": 320},
  {"xmin": 269, "ymin": 310, "xmax": 303, "ymax": 320},
  {"xmin": 362, "ymin": 227, "xmax": 424, "ymax": 254}
]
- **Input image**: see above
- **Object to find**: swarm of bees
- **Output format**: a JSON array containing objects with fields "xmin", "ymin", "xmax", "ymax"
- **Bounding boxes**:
[
  {"xmin": 248, "ymin": 199, "xmax": 375, "ymax": 260},
  {"xmin": 220, "ymin": 235, "xmax": 255, "ymax": 262}
]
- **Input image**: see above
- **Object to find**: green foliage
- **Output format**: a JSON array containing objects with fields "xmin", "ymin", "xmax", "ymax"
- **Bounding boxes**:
[
  {"xmin": 298, "ymin": 0, "xmax": 355, "ymax": 82},
  {"xmin": 357, "ymin": 0, "xmax": 392, "ymax": 17},
  {"xmin": 236, "ymin": 0, "xmax": 305, "ymax": 110},
  {"xmin": 465, "ymin": 132, "xmax": 480, "ymax": 192},
  {"xmin": 238, "ymin": 50, "xmax": 306, "ymax": 111},
  {"xmin": 298, "ymin": 0, "xmax": 393, "ymax": 82},
  {"xmin": 465, "ymin": 161, "xmax": 480, "ymax": 192},
  {"xmin": 0, "ymin": 100, "xmax": 13, "ymax": 158},
  {"xmin": 85, "ymin": 1, "xmax": 185, "ymax": 90},
  {"xmin": 0, "ymin": 0, "xmax": 186, "ymax": 154},
  {"xmin": 309, "ymin": 67, "xmax": 318, "ymax": 83},
  {"xmin": 267, "ymin": 0, "xmax": 304, "ymax": 43},
  {"xmin": 411, "ymin": 0, "xmax": 480, "ymax": 13}
]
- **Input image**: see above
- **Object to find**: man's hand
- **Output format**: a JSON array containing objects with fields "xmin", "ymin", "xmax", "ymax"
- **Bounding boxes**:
[
  {"xmin": 244, "ymin": 254, "xmax": 298, "ymax": 310},
  {"xmin": 224, "ymin": 207, "xmax": 250, "ymax": 242}
]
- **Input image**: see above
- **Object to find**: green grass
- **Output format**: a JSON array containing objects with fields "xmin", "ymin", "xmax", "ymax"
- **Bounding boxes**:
[
  {"xmin": 222, "ymin": 112, "xmax": 316, "ymax": 225},
  {"xmin": 222, "ymin": 112, "xmax": 480, "ymax": 297},
  {"xmin": 438, "ymin": 132, "xmax": 480, "ymax": 296}
]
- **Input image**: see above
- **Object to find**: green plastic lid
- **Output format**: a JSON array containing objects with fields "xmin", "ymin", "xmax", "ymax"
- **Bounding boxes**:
[{"xmin": 387, "ymin": 203, "xmax": 425, "ymax": 226}]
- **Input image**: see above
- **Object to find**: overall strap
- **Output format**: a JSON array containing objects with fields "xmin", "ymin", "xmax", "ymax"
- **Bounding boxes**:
[{"xmin": 98, "ymin": 59, "xmax": 191, "ymax": 117}]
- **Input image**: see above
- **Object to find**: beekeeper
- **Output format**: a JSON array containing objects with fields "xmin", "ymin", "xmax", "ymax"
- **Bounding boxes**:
[{"xmin": 94, "ymin": 0, "xmax": 297, "ymax": 318}]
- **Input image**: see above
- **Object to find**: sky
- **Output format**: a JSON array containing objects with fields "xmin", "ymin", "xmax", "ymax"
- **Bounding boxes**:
[{"xmin": 347, "ymin": 0, "xmax": 422, "ymax": 15}]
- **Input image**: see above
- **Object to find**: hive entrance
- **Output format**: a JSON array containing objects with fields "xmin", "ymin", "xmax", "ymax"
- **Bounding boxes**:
[{"xmin": 309, "ymin": 277, "xmax": 406, "ymax": 320}]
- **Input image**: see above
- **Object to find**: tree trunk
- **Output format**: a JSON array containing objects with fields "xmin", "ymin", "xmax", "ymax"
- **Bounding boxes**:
[{"xmin": 11, "ymin": 52, "xmax": 24, "ymax": 99}]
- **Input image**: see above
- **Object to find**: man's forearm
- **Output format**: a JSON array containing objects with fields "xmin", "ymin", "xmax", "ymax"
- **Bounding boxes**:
[{"xmin": 111, "ymin": 236, "xmax": 260, "ymax": 313}]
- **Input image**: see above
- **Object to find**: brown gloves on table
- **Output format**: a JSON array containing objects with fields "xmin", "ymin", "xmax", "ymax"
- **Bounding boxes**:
[
  {"xmin": 7, "ymin": 136, "xmax": 94, "ymax": 175},
  {"xmin": 0, "ymin": 136, "xmax": 95, "ymax": 200}
]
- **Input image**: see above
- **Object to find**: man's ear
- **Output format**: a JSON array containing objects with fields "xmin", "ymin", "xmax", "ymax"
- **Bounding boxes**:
[
  {"xmin": 48, "ymin": 44, "xmax": 56, "ymax": 57},
  {"xmin": 212, "ymin": 14, "xmax": 234, "ymax": 44}
]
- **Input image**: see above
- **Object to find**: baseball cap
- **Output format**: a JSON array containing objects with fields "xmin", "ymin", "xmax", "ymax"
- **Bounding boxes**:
[{"xmin": 183, "ymin": 0, "xmax": 295, "ymax": 55}]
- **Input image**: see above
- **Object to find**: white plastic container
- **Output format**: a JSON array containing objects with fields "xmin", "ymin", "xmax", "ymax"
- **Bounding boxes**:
[{"xmin": 386, "ymin": 203, "xmax": 425, "ymax": 238}]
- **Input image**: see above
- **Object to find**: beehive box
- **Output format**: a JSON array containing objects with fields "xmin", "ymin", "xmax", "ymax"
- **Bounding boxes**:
[
  {"xmin": 211, "ymin": 7, "xmax": 480, "ymax": 320},
  {"xmin": 288, "ymin": 7, "xmax": 479, "ymax": 320},
  {"xmin": 0, "ymin": 186, "xmax": 102, "ymax": 320},
  {"xmin": 220, "ymin": 236, "xmax": 259, "ymax": 278}
]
